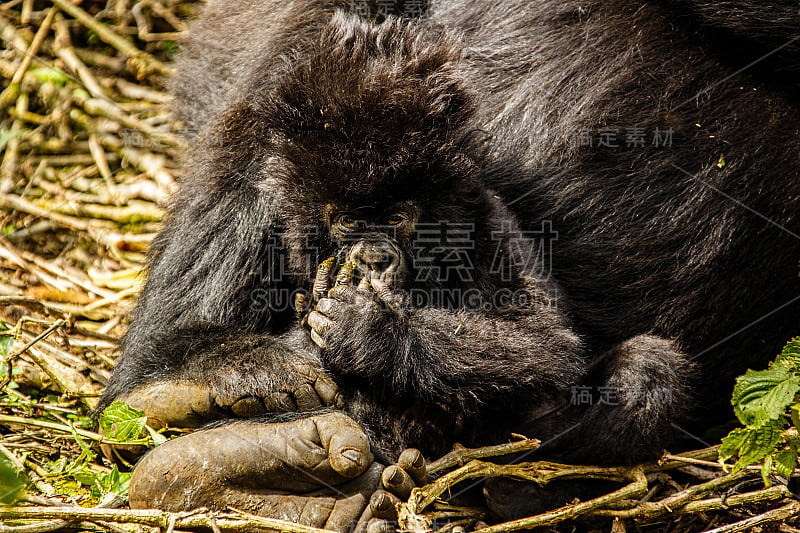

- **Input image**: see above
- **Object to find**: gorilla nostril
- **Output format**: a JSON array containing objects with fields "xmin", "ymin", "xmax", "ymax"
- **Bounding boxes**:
[
  {"xmin": 368, "ymin": 256, "xmax": 394, "ymax": 273},
  {"xmin": 347, "ymin": 241, "xmax": 401, "ymax": 276}
]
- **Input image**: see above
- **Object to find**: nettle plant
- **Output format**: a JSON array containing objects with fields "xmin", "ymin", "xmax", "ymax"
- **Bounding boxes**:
[{"xmin": 720, "ymin": 337, "xmax": 800, "ymax": 484}]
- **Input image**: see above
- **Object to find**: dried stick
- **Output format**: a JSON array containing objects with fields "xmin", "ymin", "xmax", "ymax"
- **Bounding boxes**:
[
  {"xmin": 0, "ymin": 506, "xmax": 334, "ymax": 533},
  {"xmin": 0, "ymin": 319, "xmax": 65, "ymax": 393},
  {"xmin": 470, "ymin": 469, "xmax": 649, "ymax": 533},
  {"xmin": 427, "ymin": 439, "xmax": 541, "ymax": 475},
  {"xmin": 704, "ymin": 501, "xmax": 800, "ymax": 533},
  {"xmin": 47, "ymin": 0, "xmax": 171, "ymax": 79},
  {"xmin": 0, "ymin": 7, "xmax": 56, "ymax": 108}
]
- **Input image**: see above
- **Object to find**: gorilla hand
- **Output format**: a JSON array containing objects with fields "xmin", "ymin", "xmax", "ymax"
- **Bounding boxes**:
[
  {"xmin": 129, "ymin": 412, "xmax": 380, "ymax": 532},
  {"xmin": 306, "ymin": 261, "xmax": 405, "ymax": 357},
  {"xmin": 117, "ymin": 339, "xmax": 343, "ymax": 428}
]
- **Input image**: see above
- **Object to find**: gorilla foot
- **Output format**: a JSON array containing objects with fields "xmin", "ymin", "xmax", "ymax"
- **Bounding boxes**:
[{"xmin": 129, "ymin": 412, "xmax": 377, "ymax": 532}]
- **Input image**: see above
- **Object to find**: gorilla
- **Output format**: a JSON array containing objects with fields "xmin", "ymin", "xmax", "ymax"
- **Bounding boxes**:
[{"xmin": 98, "ymin": 0, "xmax": 800, "ymax": 528}]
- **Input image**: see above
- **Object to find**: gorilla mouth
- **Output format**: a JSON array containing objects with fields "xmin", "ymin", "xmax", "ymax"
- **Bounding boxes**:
[
  {"xmin": 352, "ymin": 263, "xmax": 406, "ymax": 289},
  {"xmin": 345, "ymin": 239, "xmax": 407, "ymax": 289}
]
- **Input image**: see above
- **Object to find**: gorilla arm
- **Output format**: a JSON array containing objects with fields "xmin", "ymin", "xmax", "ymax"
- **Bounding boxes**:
[
  {"xmin": 98, "ymin": 181, "xmax": 340, "ymax": 426},
  {"xmin": 308, "ymin": 275, "xmax": 586, "ymax": 416}
]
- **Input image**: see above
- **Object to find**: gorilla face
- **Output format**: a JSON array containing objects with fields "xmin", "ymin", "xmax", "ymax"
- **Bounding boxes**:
[{"xmin": 325, "ymin": 201, "xmax": 419, "ymax": 288}]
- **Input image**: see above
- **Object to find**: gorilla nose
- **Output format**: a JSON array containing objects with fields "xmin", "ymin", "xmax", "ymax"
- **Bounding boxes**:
[
  {"xmin": 364, "ymin": 253, "xmax": 393, "ymax": 272},
  {"xmin": 347, "ymin": 241, "xmax": 400, "ymax": 276}
]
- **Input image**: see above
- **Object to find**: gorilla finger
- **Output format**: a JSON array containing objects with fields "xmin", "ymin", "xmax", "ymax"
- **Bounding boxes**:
[
  {"xmin": 358, "ymin": 277, "xmax": 371, "ymax": 291},
  {"xmin": 229, "ymin": 396, "xmax": 268, "ymax": 417},
  {"xmin": 118, "ymin": 381, "xmax": 220, "ymax": 429},
  {"xmin": 310, "ymin": 329, "xmax": 329, "ymax": 350},
  {"xmin": 328, "ymin": 284, "xmax": 361, "ymax": 303},
  {"xmin": 397, "ymin": 448, "xmax": 427, "ymax": 485},
  {"xmin": 315, "ymin": 373, "xmax": 344, "ymax": 408},
  {"xmin": 315, "ymin": 413, "xmax": 374, "ymax": 478},
  {"xmin": 314, "ymin": 257, "xmax": 336, "ymax": 299},
  {"xmin": 369, "ymin": 490, "xmax": 400, "ymax": 521},
  {"xmin": 297, "ymin": 497, "xmax": 335, "ymax": 529},
  {"xmin": 262, "ymin": 391, "xmax": 298, "ymax": 412},
  {"xmin": 308, "ymin": 310, "xmax": 333, "ymax": 333},
  {"xmin": 294, "ymin": 383, "xmax": 323, "ymax": 410},
  {"xmin": 316, "ymin": 297, "xmax": 341, "ymax": 317},
  {"xmin": 325, "ymin": 463, "xmax": 384, "ymax": 533},
  {"xmin": 367, "ymin": 518, "xmax": 395, "ymax": 533},
  {"xmin": 381, "ymin": 465, "xmax": 414, "ymax": 500},
  {"xmin": 370, "ymin": 278, "xmax": 393, "ymax": 300},
  {"xmin": 294, "ymin": 292, "xmax": 307, "ymax": 314},
  {"xmin": 335, "ymin": 261, "xmax": 356, "ymax": 286}
]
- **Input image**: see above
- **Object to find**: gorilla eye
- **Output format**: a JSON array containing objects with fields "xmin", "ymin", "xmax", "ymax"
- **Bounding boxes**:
[
  {"xmin": 386, "ymin": 214, "xmax": 406, "ymax": 226},
  {"xmin": 337, "ymin": 214, "xmax": 359, "ymax": 229}
]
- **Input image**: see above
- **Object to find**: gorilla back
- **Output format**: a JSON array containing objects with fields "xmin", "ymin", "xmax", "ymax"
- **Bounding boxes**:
[
  {"xmin": 102, "ymin": 0, "xmax": 799, "ymax": 476},
  {"xmin": 434, "ymin": 0, "xmax": 800, "ymax": 421}
]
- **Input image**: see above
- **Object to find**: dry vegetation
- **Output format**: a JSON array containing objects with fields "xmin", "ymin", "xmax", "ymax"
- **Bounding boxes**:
[{"xmin": 0, "ymin": 1, "xmax": 799, "ymax": 532}]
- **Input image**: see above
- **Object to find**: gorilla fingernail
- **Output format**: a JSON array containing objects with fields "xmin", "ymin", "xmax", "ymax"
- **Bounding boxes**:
[
  {"xmin": 387, "ymin": 467, "xmax": 405, "ymax": 484},
  {"xmin": 341, "ymin": 448, "xmax": 362, "ymax": 464},
  {"xmin": 373, "ymin": 493, "xmax": 391, "ymax": 510}
]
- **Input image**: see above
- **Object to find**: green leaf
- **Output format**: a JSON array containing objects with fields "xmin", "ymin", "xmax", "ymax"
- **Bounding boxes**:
[
  {"xmin": 733, "ymin": 420, "xmax": 784, "ymax": 473},
  {"xmin": 721, "ymin": 420, "xmax": 785, "ymax": 474},
  {"xmin": 761, "ymin": 453, "xmax": 773, "ymax": 486},
  {"xmin": 720, "ymin": 427, "xmax": 751, "ymax": 464},
  {"xmin": 95, "ymin": 465, "xmax": 131, "ymax": 498},
  {"xmin": 99, "ymin": 401, "xmax": 148, "ymax": 443},
  {"xmin": 0, "ymin": 334, "xmax": 13, "ymax": 357},
  {"xmin": 67, "ymin": 413, "xmax": 94, "ymax": 430},
  {"xmin": 145, "ymin": 425, "xmax": 167, "ymax": 446},
  {"xmin": 0, "ymin": 457, "xmax": 25, "ymax": 504},
  {"xmin": 773, "ymin": 337, "xmax": 800, "ymax": 373},
  {"xmin": 774, "ymin": 448, "xmax": 798, "ymax": 479},
  {"xmin": 70, "ymin": 466, "xmax": 100, "ymax": 487},
  {"xmin": 732, "ymin": 367, "xmax": 800, "ymax": 425}
]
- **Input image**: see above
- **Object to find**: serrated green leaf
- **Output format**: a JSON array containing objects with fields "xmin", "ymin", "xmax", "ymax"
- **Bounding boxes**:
[
  {"xmin": 762, "ymin": 454, "xmax": 774, "ymax": 486},
  {"xmin": 732, "ymin": 367, "xmax": 799, "ymax": 425},
  {"xmin": 731, "ymin": 419, "xmax": 784, "ymax": 473},
  {"xmin": 99, "ymin": 401, "xmax": 148, "ymax": 442},
  {"xmin": 720, "ymin": 427, "xmax": 751, "ymax": 464},
  {"xmin": 0, "ymin": 457, "xmax": 25, "ymax": 504},
  {"xmin": 773, "ymin": 337, "xmax": 800, "ymax": 372},
  {"xmin": 774, "ymin": 448, "xmax": 798, "ymax": 479}
]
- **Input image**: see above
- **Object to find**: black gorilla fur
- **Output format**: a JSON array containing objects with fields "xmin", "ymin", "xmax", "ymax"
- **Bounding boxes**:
[{"xmin": 101, "ymin": 0, "xmax": 800, "ymax": 519}]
